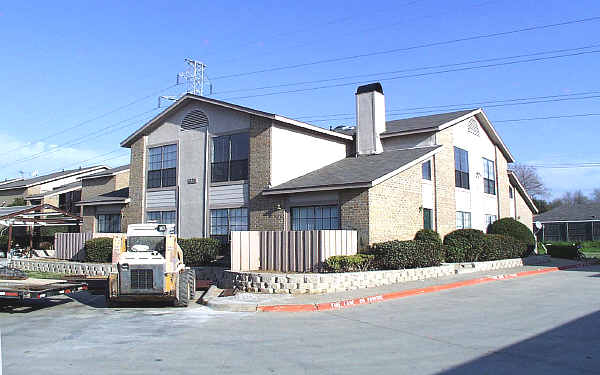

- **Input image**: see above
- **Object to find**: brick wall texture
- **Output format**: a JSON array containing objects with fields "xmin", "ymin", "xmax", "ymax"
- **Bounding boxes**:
[
  {"xmin": 124, "ymin": 136, "xmax": 146, "ymax": 226},
  {"xmin": 81, "ymin": 176, "xmax": 115, "ymax": 201},
  {"xmin": 495, "ymin": 145, "xmax": 511, "ymax": 219},
  {"xmin": 515, "ymin": 190, "xmax": 534, "ymax": 231},
  {"xmin": 432, "ymin": 129, "xmax": 457, "ymax": 238},
  {"xmin": 248, "ymin": 116, "xmax": 286, "ymax": 231}
]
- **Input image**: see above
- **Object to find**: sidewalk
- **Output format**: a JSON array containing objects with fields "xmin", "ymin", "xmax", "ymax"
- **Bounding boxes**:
[{"xmin": 201, "ymin": 257, "xmax": 597, "ymax": 312}]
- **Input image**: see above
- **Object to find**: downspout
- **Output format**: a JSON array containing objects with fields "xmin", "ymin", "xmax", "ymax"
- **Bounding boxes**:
[{"xmin": 203, "ymin": 127, "xmax": 210, "ymax": 237}]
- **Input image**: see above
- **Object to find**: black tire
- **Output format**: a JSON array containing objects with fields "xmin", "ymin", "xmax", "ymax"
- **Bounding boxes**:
[
  {"xmin": 104, "ymin": 282, "xmax": 118, "ymax": 308},
  {"xmin": 187, "ymin": 269, "xmax": 196, "ymax": 301},
  {"xmin": 174, "ymin": 270, "xmax": 191, "ymax": 307}
]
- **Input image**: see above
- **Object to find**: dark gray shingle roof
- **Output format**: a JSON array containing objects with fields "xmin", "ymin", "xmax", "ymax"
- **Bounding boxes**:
[
  {"xmin": 534, "ymin": 202, "xmax": 600, "ymax": 222},
  {"xmin": 267, "ymin": 146, "xmax": 440, "ymax": 193},
  {"xmin": 383, "ymin": 109, "xmax": 476, "ymax": 135},
  {"xmin": 81, "ymin": 165, "xmax": 130, "ymax": 179},
  {"xmin": 77, "ymin": 187, "xmax": 129, "ymax": 205},
  {"xmin": 0, "ymin": 166, "xmax": 107, "ymax": 191}
]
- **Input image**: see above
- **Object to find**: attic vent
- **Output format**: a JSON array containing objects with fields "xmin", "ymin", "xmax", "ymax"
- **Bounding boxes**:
[
  {"xmin": 181, "ymin": 110, "xmax": 209, "ymax": 131},
  {"xmin": 467, "ymin": 118, "xmax": 480, "ymax": 136}
]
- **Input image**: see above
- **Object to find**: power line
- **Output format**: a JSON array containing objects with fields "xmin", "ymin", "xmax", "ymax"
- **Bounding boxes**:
[
  {"xmin": 528, "ymin": 163, "xmax": 600, "ymax": 169},
  {"xmin": 214, "ymin": 43, "xmax": 600, "ymax": 95},
  {"xmin": 0, "ymin": 83, "xmax": 179, "ymax": 158},
  {"xmin": 495, "ymin": 113, "xmax": 600, "ymax": 123},
  {"xmin": 219, "ymin": 48, "xmax": 600, "ymax": 101},
  {"xmin": 211, "ymin": 16, "xmax": 600, "ymax": 80},
  {"xmin": 0, "ymin": 108, "xmax": 160, "ymax": 169}
]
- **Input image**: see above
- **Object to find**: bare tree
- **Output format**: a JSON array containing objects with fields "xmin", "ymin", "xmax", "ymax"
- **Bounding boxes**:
[
  {"xmin": 509, "ymin": 163, "xmax": 549, "ymax": 198},
  {"xmin": 557, "ymin": 190, "xmax": 590, "ymax": 205}
]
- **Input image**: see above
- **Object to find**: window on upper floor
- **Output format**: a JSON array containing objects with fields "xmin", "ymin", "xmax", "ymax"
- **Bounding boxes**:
[
  {"xmin": 422, "ymin": 160, "xmax": 432, "ymax": 181},
  {"xmin": 211, "ymin": 133, "xmax": 249, "ymax": 183},
  {"xmin": 509, "ymin": 186, "xmax": 514, "ymax": 199},
  {"xmin": 456, "ymin": 211, "xmax": 471, "ymax": 229},
  {"xmin": 483, "ymin": 158, "xmax": 496, "ymax": 195},
  {"xmin": 147, "ymin": 144, "xmax": 177, "ymax": 188},
  {"xmin": 454, "ymin": 147, "xmax": 470, "ymax": 189}
]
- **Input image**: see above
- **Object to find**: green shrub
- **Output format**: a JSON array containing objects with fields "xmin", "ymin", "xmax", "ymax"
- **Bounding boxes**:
[
  {"xmin": 177, "ymin": 238, "xmax": 221, "ymax": 267},
  {"xmin": 443, "ymin": 229, "xmax": 486, "ymax": 262},
  {"xmin": 487, "ymin": 218, "xmax": 535, "ymax": 247},
  {"xmin": 479, "ymin": 234, "xmax": 529, "ymax": 261},
  {"xmin": 84, "ymin": 238, "xmax": 113, "ymax": 263},
  {"xmin": 368, "ymin": 240, "xmax": 444, "ymax": 270},
  {"xmin": 546, "ymin": 244, "xmax": 582, "ymax": 259},
  {"xmin": 322, "ymin": 254, "xmax": 375, "ymax": 272},
  {"xmin": 414, "ymin": 229, "xmax": 442, "ymax": 245}
]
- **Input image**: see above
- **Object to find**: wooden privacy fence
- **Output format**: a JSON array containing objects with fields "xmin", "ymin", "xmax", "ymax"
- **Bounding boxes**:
[
  {"xmin": 55, "ymin": 232, "xmax": 92, "ymax": 261},
  {"xmin": 54, "ymin": 232, "xmax": 119, "ymax": 261},
  {"xmin": 230, "ymin": 230, "xmax": 358, "ymax": 272}
]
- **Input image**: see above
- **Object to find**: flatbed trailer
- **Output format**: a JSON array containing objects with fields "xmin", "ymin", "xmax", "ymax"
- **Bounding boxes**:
[{"xmin": 0, "ymin": 278, "xmax": 88, "ymax": 300}]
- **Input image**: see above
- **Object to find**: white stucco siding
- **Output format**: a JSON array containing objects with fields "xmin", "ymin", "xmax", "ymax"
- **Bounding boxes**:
[
  {"xmin": 270, "ymin": 124, "xmax": 348, "ymax": 187},
  {"xmin": 452, "ymin": 116, "xmax": 499, "ymax": 231},
  {"xmin": 382, "ymin": 132, "xmax": 436, "ymax": 151}
]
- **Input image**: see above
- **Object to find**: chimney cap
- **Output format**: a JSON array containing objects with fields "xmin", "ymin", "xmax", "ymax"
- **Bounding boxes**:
[{"xmin": 356, "ymin": 82, "xmax": 383, "ymax": 95}]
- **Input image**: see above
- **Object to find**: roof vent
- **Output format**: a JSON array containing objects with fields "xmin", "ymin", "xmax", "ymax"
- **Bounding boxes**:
[
  {"xmin": 467, "ymin": 118, "xmax": 480, "ymax": 136},
  {"xmin": 181, "ymin": 110, "xmax": 209, "ymax": 131}
]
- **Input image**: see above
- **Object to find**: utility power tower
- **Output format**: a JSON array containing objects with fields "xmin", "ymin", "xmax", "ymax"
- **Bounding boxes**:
[{"xmin": 159, "ymin": 58, "xmax": 213, "ymax": 108}]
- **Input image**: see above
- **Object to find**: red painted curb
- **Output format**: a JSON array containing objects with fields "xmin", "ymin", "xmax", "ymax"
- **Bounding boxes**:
[{"xmin": 254, "ymin": 262, "xmax": 593, "ymax": 313}]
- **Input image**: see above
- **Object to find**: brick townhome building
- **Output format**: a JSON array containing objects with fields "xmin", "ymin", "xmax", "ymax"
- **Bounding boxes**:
[{"xmin": 120, "ymin": 83, "xmax": 537, "ymax": 247}]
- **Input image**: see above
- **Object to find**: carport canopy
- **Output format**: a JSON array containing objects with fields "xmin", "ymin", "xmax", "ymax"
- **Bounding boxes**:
[{"xmin": 0, "ymin": 204, "xmax": 82, "ymax": 251}]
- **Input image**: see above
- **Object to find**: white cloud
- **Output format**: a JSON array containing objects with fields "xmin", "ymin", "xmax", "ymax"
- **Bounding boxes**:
[{"xmin": 0, "ymin": 133, "xmax": 127, "ymax": 179}]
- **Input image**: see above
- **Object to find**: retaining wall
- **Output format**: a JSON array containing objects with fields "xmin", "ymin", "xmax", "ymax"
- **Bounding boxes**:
[{"xmin": 9, "ymin": 259, "xmax": 115, "ymax": 276}]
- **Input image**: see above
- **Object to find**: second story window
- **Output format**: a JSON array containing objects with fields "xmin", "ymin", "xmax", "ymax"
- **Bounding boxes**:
[
  {"xmin": 509, "ymin": 186, "xmax": 514, "ymax": 199},
  {"xmin": 211, "ymin": 133, "xmax": 249, "ymax": 183},
  {"xmin": 148, "ymin": 144, "xmax": 177, "ymax": 188},
  {"xmin": 483, "ymin": 158, "xmax": 496, "ymax": 195},
  {"xmin": 422, "ymin": 160, "xmax": 432, "ymax": 180},
  {"xmin": 454, "ymin": 147, "xmax": 470, "ymax": 189}
]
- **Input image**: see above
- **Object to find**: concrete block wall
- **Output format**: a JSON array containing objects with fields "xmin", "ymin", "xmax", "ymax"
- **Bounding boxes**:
[
  {"xmin": 222, "ymin": 265, "xmax": 456, "ymax": 294},
  {"xmin": 9, "ymin": 259, "xmax": 116, "ymax": 277}
]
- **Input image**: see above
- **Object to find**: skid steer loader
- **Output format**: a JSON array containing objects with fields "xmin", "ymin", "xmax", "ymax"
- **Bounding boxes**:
[{"xmin": 105, "ymin": 224, "xmax": 195, "ymax": 307}]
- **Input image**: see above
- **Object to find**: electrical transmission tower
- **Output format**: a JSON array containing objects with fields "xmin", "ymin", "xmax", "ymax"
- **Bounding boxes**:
[{"xmin": 159, "ymin": 58, "xmax": 213, "ymax": 108}]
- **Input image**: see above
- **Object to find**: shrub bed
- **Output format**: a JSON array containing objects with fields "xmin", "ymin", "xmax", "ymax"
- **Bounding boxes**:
[
  {"xmin": 444, "ymin": 229, "xmax": 528, "ymax": 262},
  {"xmin": 322, "ymin": 254, "xmax": 375, "ymax": 272},
  {"xmin": 368, "ymin": 240, "xmax": 444, "ymax": 270},
  {"xmin": 487, "ymin": 218, "xmax": 535, "ymax": 247},
  {"xmin": 443, "ymin": 229, "xmax": 487, "ymax": 262},
  {"xmin": 414, "ymin": 229, "xmax": 442, "ymax": 245},
  {"xmin": 546, "ymin": 244, "xmax": 582, "ymax": 259},
  {"xmin": 84, "ymin": 238, "xmax": 113, "ymax": 263},
  {"xmin": 177, "ymin": 238, "xmax": 221, "ymax": 266}
]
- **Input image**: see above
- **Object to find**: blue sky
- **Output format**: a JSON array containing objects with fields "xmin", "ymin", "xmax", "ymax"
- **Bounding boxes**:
[{"xmin": 1, "ymin": 0, "xmax": 599, "ymax": 198}]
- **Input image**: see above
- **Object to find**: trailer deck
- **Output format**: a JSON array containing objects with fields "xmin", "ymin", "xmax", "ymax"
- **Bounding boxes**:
[{"xmin": 0, "ymin": 278, "xmax": 87, "ymax": 300}]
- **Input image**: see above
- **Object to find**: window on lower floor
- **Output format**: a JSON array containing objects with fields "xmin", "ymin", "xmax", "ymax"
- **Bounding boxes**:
[
  {"xmin": 291, "ymin": 205, "xmax": 340, "ymax": 231},
  {"xmin": 210, "ymin": 207, "xmax": 248, "ymax": 242},
  {"xmin": 456, "ymin": 211, "xmax": 471, "ymax": 229},
  {"xmin": 423, "ymin": 208, "xmax": 433, "ymax": 230},
  {"xmin": 147, "ymin": 210, "xmax": 176, "ymax": 225},
  {"xmin": 97, "ymin": 214, "xmax": 121, "ymax": 233},
  {"xmin": 485, "ymin": 214, "xmax": 497, "ymax": 230}
]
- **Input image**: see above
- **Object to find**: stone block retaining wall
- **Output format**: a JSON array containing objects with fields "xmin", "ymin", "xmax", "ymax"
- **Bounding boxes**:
[{"xmin": 9, "ymin": 259, "xmax": 115, "ymax": 276}]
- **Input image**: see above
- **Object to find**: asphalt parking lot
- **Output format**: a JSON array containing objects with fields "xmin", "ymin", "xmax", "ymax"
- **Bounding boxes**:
[{"xmin": 2, "ymin": 265, "xmax": 599, "ymax": 375}]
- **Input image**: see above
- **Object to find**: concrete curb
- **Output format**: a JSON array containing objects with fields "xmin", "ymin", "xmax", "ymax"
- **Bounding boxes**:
[{"xmin": 203, "ymin": 262, "xmax": 595, "ymax": 313}]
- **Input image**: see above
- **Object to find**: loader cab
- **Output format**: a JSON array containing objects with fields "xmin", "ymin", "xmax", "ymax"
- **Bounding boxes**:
[{"xmin": 125, "ymin": 224, "xmax": 176, "ymax": 257}]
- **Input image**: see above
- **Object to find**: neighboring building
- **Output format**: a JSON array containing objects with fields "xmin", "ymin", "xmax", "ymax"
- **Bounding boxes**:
[
  {"xmin": 120, "ymin": 83, "xmax": 537, "ymax": 247},
  {"xmin": 534, "ymin": 202, "xmax": 600, "ymax": 242},
  {"xmin": 25, "ymin": 181, "xmax": 82, "ymax": 215},
  {"xmin": 75, "ymin": 165, "xmax": 130, "ymax": 233},
  {"xmin": 0, "ymin": 166, "xmax": 109, "ymax": 207}
]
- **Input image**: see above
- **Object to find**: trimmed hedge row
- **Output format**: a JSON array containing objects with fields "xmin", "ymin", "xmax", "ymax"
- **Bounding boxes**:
[
  {"xmin": 443, "ymin": 229, "xmax": 528, "ymax": 263},
  {"xmin": 322, "ymin": 254, "xmax": 375, "ymax": 272},
  {"xmin": 177, "ymin": 238, "xmax": 221, "ymax": 266},
  {"xmin": 414, "ymin": 229, "xmax": 442, "ymax": 245},
  {"xmin": 84, "ymin": 238, "xmax": 113, "ymax": 263},
  {"xmin": 487, "ymin": 218, "xmax": 536, "ymax": 247},
  {"xmin": 546, "ymin": 244, "xmax": 582, "ymax": 260},
  {"xmin": 368, "ymin": 240, "xmax": 445, "ymax": 270}
]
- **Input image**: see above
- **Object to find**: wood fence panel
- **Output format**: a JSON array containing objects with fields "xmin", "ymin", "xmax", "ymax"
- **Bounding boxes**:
[{"xmin": 54, "ymin": 232, "xmax": 93, "ymax": 261}]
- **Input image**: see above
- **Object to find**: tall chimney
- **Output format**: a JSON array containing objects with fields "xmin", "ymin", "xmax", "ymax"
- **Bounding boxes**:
[{"xmin": 355, "ymin": 82, "xmax": 385, "ymax": 155}]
